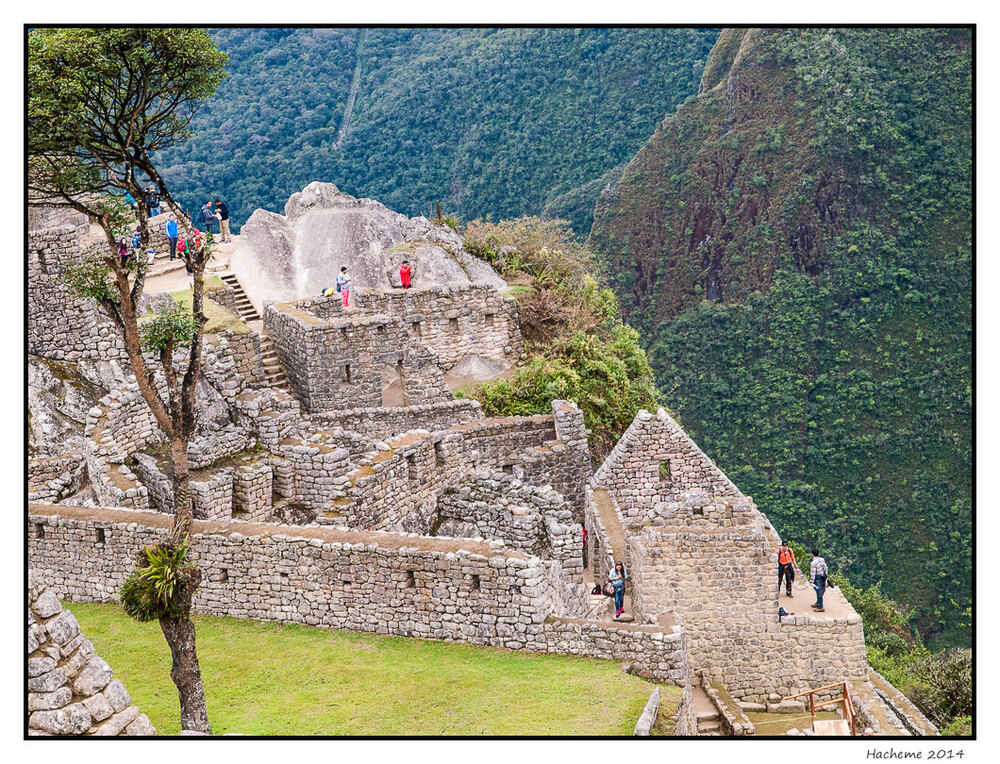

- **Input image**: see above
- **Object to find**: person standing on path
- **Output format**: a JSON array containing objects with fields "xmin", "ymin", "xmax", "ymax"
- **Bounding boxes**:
[
  {"xmin": 810, "ymin": 548, "xmax": 828, "ymax": 612},
  {"xmin": 214, "ymin": 198, "xmax": 232, "ymax": 242},
  {"xmin": 336, "ymin": 266, "xmax": 352, "ymax": 308},
  {"xmin": 777, "ymin": 540, "xmax": 797, "ymax": 597},
  {"xmin": 200, "ymin": 200, "xmax": 219, "ymax": 235},
  {"xmin": 145, "ymin": 184, "xmax": 161, "ymax": 217},
  {"xmin": 165, "ymin": 215, "xmax": 179, "ymax": 260},
  {"xmin": 117, "ymin": 237, "xmax": 130, "ymax": 270},
  {"xmin": 400, "ymin": 259, "xmax": 412, "ymax": 289},
  {"xmin": 609, "ymin": 561, "xmax": 628, "ymax": 618}
]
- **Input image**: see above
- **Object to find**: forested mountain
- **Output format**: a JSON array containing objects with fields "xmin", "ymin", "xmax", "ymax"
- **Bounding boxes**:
[
  {"xmin": 589, "ymin": 28, "xmax": 972, "ymax": 648},
  {"xmin": 155, "ymin": 27, "xmax": 719, "ymax": 233}
]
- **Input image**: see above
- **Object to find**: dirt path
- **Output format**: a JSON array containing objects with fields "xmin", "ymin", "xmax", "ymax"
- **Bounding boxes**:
[
  {"xmin": 779, "ymin": 570, "xmax": 854, "ymax": 619},
  {"xmin": 591, "ymin": 488, "xmax": 626, "ymax": 562}
]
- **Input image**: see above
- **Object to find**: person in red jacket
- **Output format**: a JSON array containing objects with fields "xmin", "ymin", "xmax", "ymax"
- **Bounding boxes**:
[{"xmin": 400, "ymin": 260, "xmax": 412, "ymax": 289}]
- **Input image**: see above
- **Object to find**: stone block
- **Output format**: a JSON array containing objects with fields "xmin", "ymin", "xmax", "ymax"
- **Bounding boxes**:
[
  {"xmin": 28, "ymin": 668, "xmax": 67, "ymax": 694},
  {"xmin": 46, "ymin": 610, "xmax": 81, "ymax": 646},
  {"xmin": 28, "ymin": 687, "xmax": 72, "ymax": 712},
  {"xmin": 29, "ymin": 703, "xmax": 92, "ymax": 735},
  {"xmin": 92, "ymin": 705, "xmax": 141, "ymax": 736},
  {"xmin": 102, "ymin": 678, "xmax": 132, "ymax": 712}
]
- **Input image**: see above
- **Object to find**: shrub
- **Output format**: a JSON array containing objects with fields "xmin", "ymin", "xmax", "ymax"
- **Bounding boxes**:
[{"xmin": 121, "ymin": 540, "xmax": 201, "ymax": 622}]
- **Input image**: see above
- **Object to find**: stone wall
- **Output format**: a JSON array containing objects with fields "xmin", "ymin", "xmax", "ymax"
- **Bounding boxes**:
[
  {"xmin": 434, "ymin": 470, "xmax": 584, "ymax": 583},
  {"xmin": 592, "ymin": 408, "xmax": 740, "ymax": 527},
  {"xmin": 264, "ymin": 298, "xmax": 451, "ymax": 412},
  {"xmin": 215, "ymin": 329, "xmax": 264, "ymax": 388},
  {"xmin": 626, "ymin": 505, "xmax": 867, "ymax": 702},
  {"xmin": 28, "ymin": 225, "xmax": 127, "ymax": 363},
  {"xmin": 310, "ymin": 399, "xmax": 483, "ymax": 441},
  {"xmin": 28, "ymin": 570, "xmax": 155, "ymax": 736},
  {"xmin": 353, "ymin": 284, "xmax": 523, "ymax": 370},
  {"xmin": 28, "ymin": 505, "xmax": 689, "ymax": 685},
  {"xmin": 28, "ymin": 454, "xmax": 86, "ymax": 503}
]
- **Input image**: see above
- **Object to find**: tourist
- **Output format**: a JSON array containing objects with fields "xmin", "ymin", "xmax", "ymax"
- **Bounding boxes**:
[
  {"xmin": 117, "ymin": 237, "xmax": 130, "ymax": 270},
  {"xmin": 336, "ymin": 266, "xmax": 352, "ymax": 308},
  {"xmin": 177, "ymin": 229, "xmax": 202, "ymax": 275},
  {"xmin": 609, "ymin": 561, "xmax": 628, "ymax": 618},
  {"xmin": 810, "ymin": 547, "xmax": 828, "ymax": 612},
  {"xmin": 200, "ymin": 200, "xmax": 219, "ymax": 235},
  {"xmin": 131, "ymin": 229, "xmax": 142, "ymax": 253},
  {"xmin": 214, "ymin": 197, "xmax": 232, "ymax": 242},
  {"xmin": 145, "ymin": 184, "xmax": 161, "ymax": 217},
  {"xmin": 400, "ymin": 259, "xmax": 412, "ymax": 289},
  {"xmin": 165, "ymin": 215, "xmax": 179, "ymax": 260},
  {"xmin": 777, "ymin": 540, "xmax": 796, "ymax": 597}
]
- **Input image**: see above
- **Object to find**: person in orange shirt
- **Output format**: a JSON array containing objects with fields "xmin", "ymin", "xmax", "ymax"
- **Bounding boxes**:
[{"xmin": 777, "ymin": 540, "xmax": 797, "ymax": 597}]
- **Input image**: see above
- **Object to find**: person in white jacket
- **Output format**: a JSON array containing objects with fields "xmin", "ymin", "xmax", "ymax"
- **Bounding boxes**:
[{"xmin": 810, "ymin": 548, "xmax": 828, "ymax": 612}]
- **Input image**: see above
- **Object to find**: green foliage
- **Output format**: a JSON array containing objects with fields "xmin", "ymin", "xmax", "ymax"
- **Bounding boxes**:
[
  {"xmin": 939, "ymin": 716, "xmax": 972, "ymax": 737},
  {"xmin": 154, "ymin": 28, "xmax": 719, "ymax": 234},
  {"xmin": 59, "ymin": 255, "xmax": 121, "ymax": 304},
  {"xmin": 461, "ymin": 217, "xmax": 658, "ymax": 456},
  {"xmin": 139, "ymin": 305, "xmax": 201, "ymax": 353},
  {"xmin": 591, "ymin": 27, "xmax": 971, "ymax": 648},
  {"xmin": 120, "ymin": 540, "xmax": 200, "ymax": 622}
]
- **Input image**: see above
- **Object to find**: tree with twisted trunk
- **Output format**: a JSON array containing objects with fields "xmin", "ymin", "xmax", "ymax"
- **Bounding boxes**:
[{"xmin": 29, "ymin": 27, "xmax": 227, "ymax": 734}]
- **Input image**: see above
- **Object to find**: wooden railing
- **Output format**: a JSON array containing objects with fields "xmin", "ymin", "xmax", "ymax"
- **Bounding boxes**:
[{"xmin": 784, "ymin": 681, "xmax": 857, "ymax": 736}]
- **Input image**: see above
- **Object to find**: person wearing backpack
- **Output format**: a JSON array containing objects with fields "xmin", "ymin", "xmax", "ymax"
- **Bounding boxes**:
[
  {"xmin": 777, "ymin": 540, "xmax": 796, "ymax": 597},
  {"xmin": 145, "ymin": 184, "xmax": 161, "ymax": 217},
  {"xmin": 810, "ymin": 548, "xmax": 829, "ymax": 612},
  {"xmin": 200, "ymin": 200, "xmax": 219, "ymax": 235},
  {"xmin": 335, "ymin": 266, "xmax": 352, "ymax": 308}
]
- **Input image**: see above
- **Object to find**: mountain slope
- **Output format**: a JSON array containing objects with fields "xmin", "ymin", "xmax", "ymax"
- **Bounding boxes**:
[
  {"xmin": 589, "ymin": 28, "xmax": 972, "ymax": 648},
  {"xmin": 155, "ymin": 27, "xmax": 719, "ymax": 234}
]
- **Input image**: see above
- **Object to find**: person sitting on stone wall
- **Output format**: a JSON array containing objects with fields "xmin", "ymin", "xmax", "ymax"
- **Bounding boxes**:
[
  {"xmin": 810, "ymin": 547, "xmax": 828, "ymax": 612},
  {"xmin": 609, "ymin": 560, "xmax": 628, "ymax": 618}
]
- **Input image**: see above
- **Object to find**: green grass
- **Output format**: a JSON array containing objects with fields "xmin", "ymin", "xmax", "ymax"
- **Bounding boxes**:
[
  {"xmin": 168, "ymin": 277, "xmax": 248, "ymax": 335},
  {"xmin": 72, "ymin": 602, "xmax": 672, "ymax": 736}
]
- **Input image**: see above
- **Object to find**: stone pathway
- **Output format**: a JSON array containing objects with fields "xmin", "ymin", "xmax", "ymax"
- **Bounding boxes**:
[{"xmin": 692, "ymin": 685, "xmax": 722, "ymax": 735}]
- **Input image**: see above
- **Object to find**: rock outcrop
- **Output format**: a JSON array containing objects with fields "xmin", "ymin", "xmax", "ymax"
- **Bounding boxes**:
[{"xmin": 230, "ymin": 181, "xmax": 506, "ymax": 308}]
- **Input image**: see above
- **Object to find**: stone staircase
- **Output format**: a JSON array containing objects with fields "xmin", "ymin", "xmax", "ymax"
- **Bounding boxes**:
[
  {"xmin": 692, "ymin": 685, "xmax": 723, "ymax": 736},
  {"xmin": 220, "ymin": 272, "xmax": 261, "ymax": 321},
  {"xmin": 259, "ymin": 334, "xmax": 290, "ymax": 391}
]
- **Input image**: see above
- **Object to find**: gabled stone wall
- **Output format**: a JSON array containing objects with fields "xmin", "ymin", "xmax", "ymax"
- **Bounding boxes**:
[{"xmin": 592, "ymin": 408, "xmax": 740, "ymax": 527}]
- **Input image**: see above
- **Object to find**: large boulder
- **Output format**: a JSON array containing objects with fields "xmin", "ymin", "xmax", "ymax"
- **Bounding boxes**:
[{"xmin": 230, "ymin": 182, "xmax": 506, "ymax": 307}]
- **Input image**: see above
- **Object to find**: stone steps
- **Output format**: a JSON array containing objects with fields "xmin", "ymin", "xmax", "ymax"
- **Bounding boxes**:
[
  {"xmin": 257, "ymin": 335, "xmax": 290, "ymax": 391},
  {"xmin": 219, "ymin": 272, "xmax": 261, "ymax": 321}
]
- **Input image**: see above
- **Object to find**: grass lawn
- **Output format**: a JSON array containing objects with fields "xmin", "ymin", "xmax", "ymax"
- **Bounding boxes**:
[
  {"xmin": 72, "ymin": 602, "xmax": 677, "ymax": 736},
  {"xmin": 167, "ymin": 276, "xmax": 248, "ymax": 335}
]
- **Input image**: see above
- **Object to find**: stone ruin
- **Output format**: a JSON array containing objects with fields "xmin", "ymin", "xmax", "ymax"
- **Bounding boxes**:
[
  {"xmin": 26, "ymin": 192, "xmax": 938, "ymax": 737},
  {"xmin": 28, "ymin": 570, "xmax": 155, "ymax": 736}
]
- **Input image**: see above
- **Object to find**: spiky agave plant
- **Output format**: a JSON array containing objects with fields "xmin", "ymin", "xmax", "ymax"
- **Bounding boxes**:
[{"xmin": 121, "ymin": 540, "xmax": 201, "ymax": 622}]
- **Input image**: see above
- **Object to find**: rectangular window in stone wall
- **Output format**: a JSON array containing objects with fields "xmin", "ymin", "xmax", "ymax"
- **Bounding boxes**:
[
  {"xmin": 406, "ymin": 453, "xmax": 417, "ymax": 484},
  {"xmin": 412, "ymin": 320, "xmax": 421, "ymax": 337},
  {"xmin": 659, "ymin": 459, "xmax": 672, "ymax": 483},
  {"xmin": 405, "ymin": 570, "xmax": 416, "ymax": 588},
  {"xmin": 95, "ymin": 528, "xmax": 106, "ymax": 544},
  {"xmin": 343, "ymin": 364, "xmax": 352, "ymax": 385},
  {"xmin": 471, "ymin": 574, "xmax": 481, "ymax": 591},
  {"xmin": 449, "ymin": 317, "xmax": 459, "ymax": 332},
  {"xmin": 484, "ymin": 312, "xmax": 495, "ymax": 327},
  {"xmin": 434, "ymin": 440, "xmax": 445, "ymax": 467}
]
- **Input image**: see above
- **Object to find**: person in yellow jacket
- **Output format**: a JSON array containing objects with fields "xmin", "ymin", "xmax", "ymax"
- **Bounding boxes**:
[{"xmin": 777, "ymin": 541, "xmax": 797, "ymax": 597}]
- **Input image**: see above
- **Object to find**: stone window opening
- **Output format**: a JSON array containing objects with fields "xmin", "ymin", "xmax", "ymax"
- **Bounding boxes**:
[
  {"xmin": 405, "ymin": 570, "xmax": 416, "ymax": 588},
  {"xmin": 37, "ymin": 249, "xmax": 49, "ymax": 276},
  {"xmin": 95, "ymin": 528, "xmax": 106, "ymax": 544},
  {"xmin": 406, "ymin": 453, "xmax": 418, "ymax": 484},
  {"xmin": 449, "ymin": 317, "xmax": 459, "ymax": 332},
  {"xmin": 343, "ymin": 580, "xmax": 352, "ymax": 591},
  {"xmin": 219, "ymin": 568, "xmax": 229, "ymax": 583},
  {"xmin": 658, "ymin": 459, "xmax": 673, "ymax": 483},
  {"xmin": 343, "ymin": 363, "xmax": 353, "ymax": 385},
  {"xmin": 484, "ymin": 312, "xmax": 495, "ymax": 327},
  {"xmin": 377, "ymin": 324, "xmax": 386, "ymax": 338},
  {"xmin": 509, "ymin": 584, "xmax": 521, "ymax": 595},
  {"xmin": 411, "ymin": 320, "xmax": 421, "ymax": 337},
  {"xmin": 471, "ymin": 575, "xmax": 481, "ymax": 591},
  {"xmin": 32, "ymin": 522, "xmax": 45, "ymax": 539},
  {"xmin": 434, "ymin": 440, "xmax": 445, "ymax": 468},
  {"xmin": 502, "ymin": 463, "xmax": 514, "ymax": 475}
]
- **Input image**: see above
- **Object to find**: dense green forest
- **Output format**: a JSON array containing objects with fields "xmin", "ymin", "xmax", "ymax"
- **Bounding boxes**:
[
  {"xmin": 155, "ymin": 27, "xmax": 719, "ymax": 234},
  {"xmin": 589, "ymin": 28, "xmax": 972, "ymax": 649}
]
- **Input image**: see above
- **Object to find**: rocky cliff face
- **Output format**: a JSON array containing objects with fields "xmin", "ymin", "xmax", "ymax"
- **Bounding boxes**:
[
  {"xmin": 230, "ymin": 182, "xmax": 506, "ymax": 308},
  {"xmin": 588, "ymin": 28, "xmax": 972, "ymax": 647}
]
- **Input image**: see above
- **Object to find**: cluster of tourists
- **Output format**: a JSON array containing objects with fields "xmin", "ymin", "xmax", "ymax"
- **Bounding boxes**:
[
  {"xmin": 777, "ymin": 540, "xmax": 831, "ymax": 612},
  {"xmin": 320, "ymin": 260, "xmax": 414, "ymax": 308}
]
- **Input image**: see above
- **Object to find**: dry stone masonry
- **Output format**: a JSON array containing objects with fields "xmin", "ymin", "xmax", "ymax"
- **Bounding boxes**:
[
  {"xmin": 26, "ymin": 194, "xmax": 930, "ymax": 737},
  {"xmin": 28, "ymin": 570, "xmax": 155, "ymax": 736}
]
